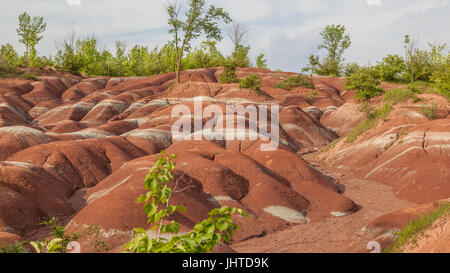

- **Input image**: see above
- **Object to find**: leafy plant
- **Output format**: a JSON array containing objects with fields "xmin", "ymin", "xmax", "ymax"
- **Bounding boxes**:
[
  {"xmin": 16, "ymin": 12, "xmax": 47, "ymax": 70},
  {"xmin": 255, "ymin": 53, "xmax": 268, "ymax": 69},
  {"xmin": 30, "ymin": 217, "xmax": 80, "ymax": 253},
  {"xmin": 346, "ymin": 67, "xmax": 384, "ymax": 101},
  {"xmin": 0, "ymin": 241, "xmax": 27, "ymax": 253},
  {"xmin": 275, "ymin": 75, "xmax": 313, "ymax": 90},
  {"xmin": 316, "ymin": 24, "xmax": 351, "ymax": 77},
  {"xmin": 124, "ymin": 151, "xmax": 247, "ymax": 253},
  {"xmin": 239, "ymin": 73, "xmax": 262, "ymax": 92},
  {"xmin": 375, "ymin": 54, "xmax": 406, "ymax": 82}
]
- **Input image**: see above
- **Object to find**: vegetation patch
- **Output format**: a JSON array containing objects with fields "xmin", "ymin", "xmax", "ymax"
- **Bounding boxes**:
[
  {"xmin": 275, "ymin": 75, "xmax": 313, "ymax": 90},
  {"xmin": 384, "ymin": 88, "xmax": 420, "ymax": 104},
  {"xmin": 345, "ymin": 103, "xmax": 392, "ymax": 144},
  {"xmin": 383, "ymin": 202, "xmax": 450, "ymax": 253},
  {"xmin": 239, "ymin": 73, "xmax": 262, "ymax": 93}
]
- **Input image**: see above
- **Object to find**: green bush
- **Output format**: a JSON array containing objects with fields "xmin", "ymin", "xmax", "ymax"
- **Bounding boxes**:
[
  {"xmin": 275, "ymin": 75, "xmax": 313, "ymax": 90},
  {"xmin": 0, "ymin": 241, "xmax": 27, "ymax": 253},
  {"xmin": 375, "ymin": 54, "xmax": 406, "ymax": 82},
  {"xmin": 124, "ymin": 152, "xmax": 247, "ymax": 253},
  {"xmin": 346, "ymin": 67, "xmax": 384, "ymax": 101},
  {"xmin": 23, "ymin": 73, "xmax": 38, "ymax": 80},
  {"xmin": 239, "ymin": 73, "xmax": 262, "ymax": 92},
  {"xmin": 384, "ymin": 89, "xmax": 420, "ymax": 104}
]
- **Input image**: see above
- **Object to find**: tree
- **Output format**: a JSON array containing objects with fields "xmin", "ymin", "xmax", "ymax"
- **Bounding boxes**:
[
  {"xmin": 0, "ymin": 43, "xmax": 19, "ymax": 67},
  {"xmin": 227, "ymin": 22, "xmax": 249, "ymax": 49},
  {"xmin": 16, "ymin": 12, "xmax": 47, "ymax": 70},
  {"xmin": 375, "ymin": 54, "xmax": 405, "ymax": 82},
  {"xmin": 404, "ymin": 34, "xmax": 417, "ymax": 84},
  {"xmin": 302, "ymin": 54, "xmax": 320, "ymax": 88},
  {"xmin": 317, "ymin": 24, "xmax": 351, "ymax": 76},
  {"xmin": 166, "ymin": 0, "xmax": 231, "ymax": 84},
  {"xmin": 256, "ymin": 53, "xmax": 268, "ymax": 69}
]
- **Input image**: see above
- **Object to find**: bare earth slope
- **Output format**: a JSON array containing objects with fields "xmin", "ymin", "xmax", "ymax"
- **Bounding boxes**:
[{"xmin": 0, "ymin": 68, "xmax": 448, "ymax": 252}]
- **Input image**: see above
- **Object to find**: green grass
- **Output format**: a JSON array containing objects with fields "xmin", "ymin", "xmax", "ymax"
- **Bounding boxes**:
[
  {"xmin": 316, "ymin": 138, "xmax": 341, "ymax": 156},
  {"xmin": 383, "ymin": 202, "xmax": 450, "ymax": 253},
  {"xmin": 384, "ymin": 88, "xmax": 420, "ymax": 104},
  {"xmin": 0, "ymin": 241, "xmax": 27, "ymax": 253},
  {"xmin": 275, "ymin": 75, "xmax": 313, "ymax": 90},
  {"xmin": 239, "ymin": 73, "xmax": 262, "ymax": 93},
  {"xmin": 23, "ymin": 73, "xmax": 38, "ymax": 80},
  {"xmin": 345, "ymin": 104, "xmax": 392, "ymax": 144},
  {"xmin": 426, "ymin": 88, "xmax": 450, "ymax": 102}
]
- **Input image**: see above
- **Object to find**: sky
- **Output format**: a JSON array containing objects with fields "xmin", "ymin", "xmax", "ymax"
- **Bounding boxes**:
[{"xmin": 1, "ymin": 0, "xmax": 449, "ymax": 72}]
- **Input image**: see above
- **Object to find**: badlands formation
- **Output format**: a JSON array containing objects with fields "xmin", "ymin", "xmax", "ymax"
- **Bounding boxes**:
[{"xmin": 0, "ymin": 67, "xmax": 448, "ymax": 252}]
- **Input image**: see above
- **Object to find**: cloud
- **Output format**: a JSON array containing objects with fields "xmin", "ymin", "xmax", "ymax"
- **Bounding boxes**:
[{"xmin": 0, "ymin": 0, "xmax": 448, "ymax": 72}]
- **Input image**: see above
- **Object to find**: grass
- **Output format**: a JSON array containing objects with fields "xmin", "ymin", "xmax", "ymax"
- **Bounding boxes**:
[
  {"xmin": 383, "ymin": 202, "xmax": 450, "ymax": 253},
  {"xmin": 384, "ymin": 88, "xmax": 420, "ymax": 104},
  {"xmin": 316, "ymin": 138, "xmax": 340, "ymax": 155},
  {"xmin": 275, "ymin": 75, "xmax": 313, "ymax": 90},
  {"xmin": 0, "ymin": 241, "xmax": 27, "ymax": 253},
  {"xmin": 420, "ymin": 104, "xmax": 438, "ymax": 120},
  {"xmin": 345, "ymin": 104, "xmax": 392, "ymax": 144},
  {"xmin": 22, "ymin": 73, "xmax": 38, "ymax": 80},
  {"xmin": 426, "ymin": 88, "xmax": 450, "ymax": 102}
]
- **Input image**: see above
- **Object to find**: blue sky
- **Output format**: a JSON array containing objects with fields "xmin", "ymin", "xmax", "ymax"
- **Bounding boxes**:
[{"xmin": 1, "ymin": 0, "xmax": 449, "ymax": 72}]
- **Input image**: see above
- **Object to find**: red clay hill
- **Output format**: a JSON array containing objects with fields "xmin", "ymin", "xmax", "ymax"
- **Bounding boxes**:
[{"xmin": 0, "ymin": 67, "xmax": 448, "ymax": 252}]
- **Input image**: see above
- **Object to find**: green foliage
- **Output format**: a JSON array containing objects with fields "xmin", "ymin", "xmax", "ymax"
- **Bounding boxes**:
[
  {"xmin": 384, "ymin": 202, "xmax": 450, "ymax": 253},
  {"xmin": 218, "ymin": 58, "xmax": 239, "ymax": 83},
  {"xmin": 343, "ymin": 62, "xmax": 361, "ymax": 77},
  {"xmin": 255, "ymin": 53, "xmax": 267, "ymax": 68},
  {"xmin": 30, "ymin": 217, "xmax": 80, "ymax": 253},
  {"xmin": 239, "ymin": 73, "xmax": 262, "ymax": 92},
  {"xmin": 124, "ymin": 151, "xmax": 247, "ymax": 253},
  {"xmin": 231, "ymin": 45, "xmax": 251, "ymax": 68},
  {"xmin": 1, "ymin": 43, "xmax": 20, "ymax": 68},
  {"xmin": 166, "ymin": 0, "xmax": 231, "ymax": 83},
  {"xmin": 346, "ymin": 103, "xmax": 392, "ymax": 143},
  {"xmin": 420, "ymin": 104, "xmax": 438, "ymax": 120},
  {"xmin": 16, "ymin": 12, "xmax": 47, "ymax": 69},
  {"xmin": 0, "ymin": 241, "xmax": 27, "ymax": 253},
  {"xmin": 317, "ymin": 24, "xmax": 351, "ymax": 77},
  {"xmin": 430, "ymin": 53, "xmax": 450, "ymax": 96},
  {"xmin": 384, "ymin": 88, "xmax": 420, "ymax": 104},
  {"xmin": 375, "ymin": 54, "xmax": 406, "ymax": 82},
  {"xmin": 275, "ymin": 75, "xmax": 313, "ymax": 90},
  {"xmin": 184, "ymin": 41, "xmax": 226, "ymax": 69},
  {"xmin": 346, "ymin": 67, "xmax": 384, "ymax": 101},
  {"xmin": 22, "ymin": 73, "xmax": 38, "ymax": 80}
]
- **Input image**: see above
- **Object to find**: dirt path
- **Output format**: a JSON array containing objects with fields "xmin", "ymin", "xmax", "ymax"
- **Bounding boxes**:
[{"xmin": 231, "ymin": 154, "xmax": 416, "ymax": 253}]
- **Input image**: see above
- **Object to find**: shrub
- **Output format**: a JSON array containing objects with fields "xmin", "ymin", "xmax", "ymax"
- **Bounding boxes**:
[
  {"xmin": 346, "ymin": 67, "xmax": 384, "ymax": 101},
  {"xmin": 218, "ymin": 59, "xmax": 238, "ymax": 83},
  {"xmin": 0, "ymin": 242, "xmax": 27, "ymax": 253},
  {"xmin": 420, "ymin": 104, "xmax": 438, "ymax": 120},
  {"xmin": 255, "ymin": 53, "xmax": 267, "ymax": 69},
  {"xmin": 30, "ymin": 217, "xmax": 80, "ymax": 253},
  {"xmin": 384, "ymin": 88, "xmax": 420, "ymax": 104},
  {"xmin": 124, "ymin": 151, "xmax": 247, "ymax": 253},
  {"xmin": 275, "ymin": 75, "xmax": 313, "ymax": 90},
  {"xmin": 239, "ymin": 73, "xmax": 262, "ymax": 92}
]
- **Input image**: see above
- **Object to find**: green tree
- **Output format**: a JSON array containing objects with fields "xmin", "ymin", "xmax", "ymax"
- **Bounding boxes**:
[
  {"xmin": 0, "ymin": 43, "xmax": 19, "ymax": 67},
  {"xmin": 317, "ymin": 24, "xmax": 351, "ymax": 76},
  {"xmin": 346, "ymin": 67, "xmax": 383, "ymax": 101},
  {"xmin": 256, "ymin": 53, "xmax": 268, "ymax": 69},
  {"xmin": 302, "ymin": 54, "xmax": 320, "ymax": 88},
  {"xmin": 375, "ymin": 54, "xmax": 406, "ymax": 82},
  {"xmin": 16, "ymin": 12, "xmax": 47, "ymax": 70},
  {"xmin": 166, "ymin": 0, "xmax": 231, "ymax": 84}
]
